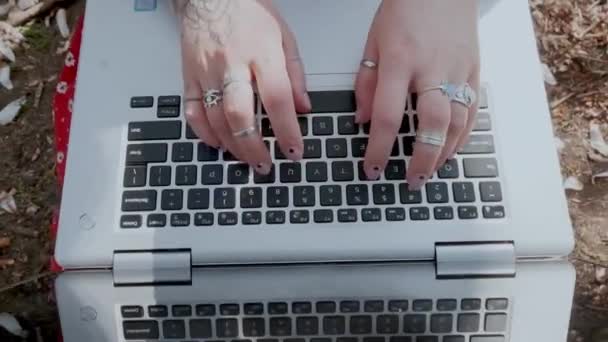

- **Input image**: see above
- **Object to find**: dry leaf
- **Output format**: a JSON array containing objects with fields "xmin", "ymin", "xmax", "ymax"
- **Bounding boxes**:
[
  {"xmin": 30, "ymin": 147, "xmax": 40, "ymax": 161},
  {"xmin": 0, "ymin": 64, "xmax": 12, "ymax": 90},
  {"xmin": 55, "ymin": 39, "xmax": 69, "ymax": 54},
  {"xmin": 590, "ymin": 123, "xmax": 608, "ymax": 157},
  {"xmin": 542, "ymin": 63, "xmax": 558, "ymax": 86},
  {"xmin": 0, "ymin": 237, "xmax": 10, "ymax": 248},
  {"xmin": 0, "ymin": 0, "xmax": 15, "ymax": 16},
  {"xmin": 33, "ymin": 81, "xmax": 43, "ymax": 108},
  {"xmin": 0, "ymin": 313, "xmax": 27, "ymax": 338},
  {"xmin": 589, "ymin": 150, "xmax": 608, "ymax": 163},
  {"xmin": 563, "ymin": 176, "xmax": 584, "ymax": 191},
  {"xmin": 56, "ymin": 8, "xmax": 69, "ymax": 38},
  {"xmin": 0, "ymin": 39, "xmax": 15, "ymax": 62},
  {"xmin": 555, "ymin": 137, "xmax": 565, "ymax": 153},
  {"xmin": 592, "ymin": 170, "xmax": 608, "ymax": 184},
  {"xmin": 0, "ymin": 259, "xmax": 15, "ymax": 267},
  {"xmin": 0, "ymin": 189, "xmax": 17, "ymax": 214},
  {"xmin": 0, "ymin": 21, "xmax": 24, "ymax": 44},
  {"xmin": 0, "ymin": 96, "xmax": 26, "ymax": 125},
  {"xmin": 597, "ymin": 267, "xmax": 607, "ymax": 283},
  {"xmin": 44, "ymin": 13, "xmax": 51, "ymax": 27},
  {"xmin": 25, "ymin": 204, "xmax": 39, "ymax": 215}
]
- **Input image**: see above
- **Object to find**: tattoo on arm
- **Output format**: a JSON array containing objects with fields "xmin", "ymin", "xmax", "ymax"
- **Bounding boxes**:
[{"xmin": 174, "ymin": 0, "xmax": 236, "ymax": 46}]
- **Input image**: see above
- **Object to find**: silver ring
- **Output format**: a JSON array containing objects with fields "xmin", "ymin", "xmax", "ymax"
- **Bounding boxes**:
[
  {"xmin": 419, "ymin": 82, "xmax": 476, "ymax": 108},
  {"xmin": 417, "ymin": 131, "xmax": 446, "ymax": 147},
  {"xmin": 203, "ymin": 89, "xmax": 223, "ymax": 108},
  {"xmin": 361, "ymin": 59, "xmax": 378, "ymax": 70},
  {"xmin": 233, "ymin": 125, "xmax": 257, "ymax": 138}
]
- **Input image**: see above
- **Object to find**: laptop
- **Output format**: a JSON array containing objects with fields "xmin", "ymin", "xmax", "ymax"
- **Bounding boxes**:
[{"xmin": 54, "ymin": 0, "xmax": 576, "ymax": 341}]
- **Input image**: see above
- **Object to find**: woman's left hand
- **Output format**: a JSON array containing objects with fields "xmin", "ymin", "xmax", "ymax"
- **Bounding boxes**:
[{"xmin": 356, "ymin": 0, "xmax": 481, "ymax": 190}]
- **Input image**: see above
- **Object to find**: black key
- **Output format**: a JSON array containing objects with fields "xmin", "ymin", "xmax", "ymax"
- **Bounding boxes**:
[
  {"xmin": 120, "ymin": 215, "xmax": 142, "ymax": 229},
  {"xmin": 268, "ymin": 302, "xmax": 288, "ymax": 315},
  {"xmin": 147, "ymin": 214, "xmax": 166, "ymax": 227},
  {"xmin": 254, "ymin": 165, "xmax": 276, "ymax": 184},
  {"xmin": 376, "ymin": 314, "xmax": 398, "ymax": 334},
  {"xmin": 217, "ymin": 318, "xmax": 239, "ymax": 337},
  {"xmin": 410, "ymin": 94, "xmax": 418, "ymax": 111},
  {"xmin": 482, "ymin": 206, "xmax": 506, "ymax": 219},
  {"xmin": 457, "ymin": 313, "xmax": 480, "ymax": 332},
  {"xmin": 198, "ymin": 143, "xmax": 219, "ymax": 161},
  {"xmin": 461, "ymin": 299, "xmax": 481, "ymax": 311},
  {"xmin": 326, "ymin": 138, "xmax": 348, "ymax": 158},
  {"xmin": 122, "ymin": 190, "xmax": 157, "ymax": 212},
  {"xmin": 219, "ymin": 304, "xmax": 239, "ymax": 316},
  {"xmin": 363, "ymin": 123, "xmax": 371, "ymax": 134},
  {"xmin": 352, "ymin": 138, "xmax": 368, "ymax": 158},
  {"xmin": 158, "ymin": 95, "xmax": 181, "ymax": 107},
  {"xmin": 218, "ymin": 212, "xmax": 238, "ymax": 225},
  {"xmin": 390, "ymin": 337, "xmax": 412, "ymax": 342},
  {"xmin": 313, "ymin": 116, "xmax": 334, "ymax": 135},
  {"xmin": 373, "ymin": 184, "xmax": 396, "ymax": 205},
  {"xmin": 214, "ymin": 188, "xmax": 236, "ymax": 209},
  {"xmin": 286, "ymin": 339, "xmax": 305, "ymax": 342},
  {"xmin": 320, "ymin": 185, "xmax": 342, "ymax": 206},
  {"xmin": 403, "ymin": 315, "xmax": 426, "ymax": 333},
  {"xmin": 426, "ymin": 183, "xmax": 449, "ymax": 203},
  {"xmin": 338, "ymin": 115, "xmax": 358, "ymax": 135},
  {"xmin": 266, "ymin": 210, "xmax": 286, "ymax": 224},
  {"xmin": 416, "ymin": 337, "xmax": 438, "ymax": 342},
  {"xmin": 186, "ymin": 124, "xmax": 197, "ymax": 139},
  {"xmin": 413, "ymin": 115, "xmax": 419, "ymax": 131},
  {"xmin": 196, "ymin": 304, "xmax": 216, "ymax": 316},
  {"xmin": 430, "ymin": 314, "xmax": 453, "ymax": 333},
  {"xmin": 190, "ymin": 319, "xmax": 212, "ymax": 338},
  {"xmin": 470, "ymin": 337, "xmax": 505, "ymax": 342},
  {"xmin": 242, "ymin": 211, "xmax": 262, "ymax": 225},
  {"xmin": 124, "ymin": 166, "xmax": 147, "ymax": 187},
  {"xmin": 363, "ymin": 300, "xmax": 384, "ymax": 313},
  {"xmin": 350, "ymin": 315, "xmax": 372, "ymax": 334},
  {"xmin": 176, "ymin": 165, "xmax": 197, "ymax": 185},
  {"xmin": 338, "ymin": 209, "xmax": 357, "ymax": 222},
  {"xmin": 228, "ymin": 164, "xmax": 250, "ymax": 184},
  {"xmin": 317, "ymin": 301, "xmax": 336, "ymax": 313},
  {"xmin": 223, "ymin": 151, "xmax": 236, "ymax": 161},
  {"xmin": 126, "ymin": 143, "xmax": 167, "ymax": 165},
  {"xmin": 385, "ymin": 160, "xmax": 406, "ymax": 180},
  {"xmin": 270, "ymin": 317, "xmax": 292, "ymax": 336},
  {"xmin": 323, "ymin": 316, "xmax": 345, "ymax": 334},
  {"xmin": 480, "ymin": 181, "xmax": 502, "ymax": 202},
  {"xmin": 312, "ymin": 339, "xmax": 332, "ymax": 342},
  {"xmin": 364, "ymin": 338, "xmax": 385, "ymax": 342},
  {"xmin": 346, "ymin": 184, "xmax": 369, "ymax": 205},
  {"xmin": 304, "ymin": 139, "xmax": 322, "ymax": 159},
  {"xmin": 338, "ymin": 338, "xmax": 357, "ymax": 342},
  {"xmin": 400, "ymin": 115, "xmax": 411, "ymax": 133},
  {"xmin": 485, "ymin": 314, "xmax": 507, "ymax": 332},
  {"xmin": 413, "ymin": 300, "xmax": 433, "ymax": 312},
  {"xmin": 280, "ymin": 163, "xmax": 302, "ymax": 183},
  {"xmin": 123, "ymin": 320, "xmax": 159, "ymax": 339},
  {"xmin": 157, "ymin": 105, "xmax": 179, "ymax": 118},
  {"xmin": 241, "ymin": 188, "xmax": 262, "ymax": 209},
  {"xmin": 297, "ymin": 316, "xmax": 319, "ymax": 335},
  {"xmin": 403, "ymin": 136, "xmax": 415, "ymax": 156},
  {"xmin": 473, "ymin": 113, "xmax": 492, "ymax": 131},
  {"xmin": 314, "ymin": 209, "xmax": 334, "ymax": 223},
  {"xmin": 172, "ymin": 305, "xmax": 192, "ymax": 317},
  {"xmin": 486, "ymin": 298, "xmax": 509, "ymax": 310},
  {"xmin": 410, "ymin": 207, "xmax": 430, "ymax": 221},
  {"xmin": 121, "ymin": 306, "xmax": 143, "ymax": 318},
  {"xmin": 243, "ymin": 318, "xmax": 265, "ymax": 337},
  {"xmin": 150, "ymin": 166, "xmax": 171, "ymax": 186},
  {"xmin": 386, "ymin": 208, "xmax": 406, "ymax": 221},
  {"xmin": 244, "ymin": 303, "xmax": 264, "ymax": 315},
  {"xmin": 188, "ymin": 189, "xmax": 210, "ymax": 210},
  {"xmin": 194, "ymin": 212, "xmax": 214, "ymax": 226},
  {"xmin": 438, "ymin": 159, "xmax": 459, "ymax": 179},
  {"xmin": 292, "ymin": 302, "xmax": 312, "ymax": 314},
  {"xmin": 434, "ymin": 207, "xmax": 454, "ymax": 220},
  {"xmin": 201, "ymin": 165, "xmax": 223, "ymax": 185},
  {"xmin": 298, "ymin": 116, "xmax": 309, "ymax": 136},
  {"xmin": 309, "ymin": 91, "xmax": 356, "ymax": 113},
  {"xmin": 161, "ymin": 189, "xmax": 183, "ymax": 210},
  {"xmin": 458, "ymin": 206, "xmax": 478, "ymax": 219},
  {"xmin": 148, "ymin": 305, "xmax": 168, "ymax": 317},
  {"xmin": 294, "ymin": 186, "xmax": 315, "ymax": 207},
  {"xmin": 459, "ymin": 135, "xmax": 495, "ymax": 154},
  {"xmin": 332, "ymin": 161, "xmax": 355, "ymax": 181},
  {"xmin": 267, "ymin": 187, "xmax": 289, "ymax": 207},
  {"xmin": 341, "ymin": 300, "xmax": 360, "ymax": 313},
  {"xmin": 388, "ymin": 300, "xmax": 408, "ymax": 312},
  {"xmin": 444, "ymin": 336, "xmax": 465, "ymax": 342},
  {"xmin": 163, "ymin": 320, "xmax": 186, "ymax": 339},
  {"xmin": 400, "ymin": 184, "xmax": 422, "ymax": 204},
  {"xmin": 290, "ymin": 210, "xmax": 310, "ymax": 224},
  {"xmin": 306, "ymin": 162, "xmax": 328, "ymax": 182},
  {"xmin": 171, "ymin": 213, "xmax": 190, "ymax": 227},
  {"xmin": 262, "ymin": 118, "xmax": 274, "ymax": 137},
  {"xmin": 452, "ymin": 182, "xmax": 476, "ymax": 203},
  {"xmin": 437, "ymin": 299, "xmax": 457, "ymax": 311},
  {"xmin": 391, "ymin": 141, "xmax": 400, "ymax": 156},
  {"xmin": 362, "ymin": 208, "xmax": 381, "ymax": 222},
  {"xmin": 274, "ymin": 141, "xmax": 287, "ymax": 160},
  {"xmin": 358, "ymin": 161, "xmax": 373, "ymax": 181},
  {"xmin": 130, "ymin": 96, "xmax": 153, "ymax": 108},
  {"xmin": 172, "ymin": 143, "xmax": 193, "ymax": 162}
]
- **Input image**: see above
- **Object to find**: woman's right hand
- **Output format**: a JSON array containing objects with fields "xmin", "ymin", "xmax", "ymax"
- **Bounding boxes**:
[{"xmin": 175, "ymin": 0, "xmax": 311, "ymax": 174}]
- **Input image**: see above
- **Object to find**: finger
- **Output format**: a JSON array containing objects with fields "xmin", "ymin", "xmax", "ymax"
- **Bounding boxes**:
[
  {"xmin": 282, "ymin": 26, "xmax": 311, "ymax": 113},
  {"xmin": 223, "ymin": 66, "xmax": 273, "ymax": 174},
  {"xmin": 183, "ymin": 78, "xmax": 221, "ymax": 149},
  {"xmin": 252, "ymin": 46, "xmax": 304, "ymax": 161},
  {"xmin": 407, "ymin": 79, "xmax": 451, "ymax": 190},
  {"xmin": 434, "ymin": 101, "xmax": 468, "ymax": 171},
  {"xmin": 363, "ymin": 53, "xmax": 411, "ymax": 180},
  {"xmin": 355, "ymin": 28, "xmax": 379, "ymax": 124},
  {"xmin": 453, "ymin": 74, "xmax": 481, "ymax": 156}
]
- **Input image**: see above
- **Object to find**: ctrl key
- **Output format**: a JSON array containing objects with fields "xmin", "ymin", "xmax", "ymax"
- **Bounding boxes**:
[
  {"xmin": 120, "ymin": 215, "xmax": 142, "ymax": 229},
  {"xmin": 123, "ymin": 320, "xmax": 159, "ymax": 340}
]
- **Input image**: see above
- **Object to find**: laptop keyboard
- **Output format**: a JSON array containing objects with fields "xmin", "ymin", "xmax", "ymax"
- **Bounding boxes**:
[
  {"xmin": 120, "ymin": 298, "xmax": 510, "ymax": 341},
  {"xmin": 121, "ymin": 90, "xmax": 505, "ymax": 228}
]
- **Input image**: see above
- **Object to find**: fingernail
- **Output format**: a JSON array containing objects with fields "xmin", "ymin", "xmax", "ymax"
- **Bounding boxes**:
[
  {"xmin": 408, "ymin": 173, "xmax": 428, "ymax": 190},
  {"xmin": 287, "ymin": 147, "xmax": 303, "ymax": 161},
  {"xmin": 255, "ymin": 163, "xmax": 272, "ymax": 175},
  {"xmin": 366, "ymin": 166, "xmax": 383, "ymax": 180}
]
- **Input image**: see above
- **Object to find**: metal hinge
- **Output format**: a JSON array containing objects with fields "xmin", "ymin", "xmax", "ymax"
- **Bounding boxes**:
[
  {"xmin": 113, "ymin": 249, "xmax": 192, "ymax": 286},
  {"xmin": 435, "ymin": 242, "xmax": 515, "ymax": 279}
]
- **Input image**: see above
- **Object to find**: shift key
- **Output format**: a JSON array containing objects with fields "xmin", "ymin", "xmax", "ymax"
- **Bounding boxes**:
[{"xmin": 126, "ymin": 143, "xmax": 167, "ymax": 165}]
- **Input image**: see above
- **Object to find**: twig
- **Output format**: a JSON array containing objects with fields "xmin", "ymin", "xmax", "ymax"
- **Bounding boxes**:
[
  {"xmin": 7, "ymin": 0, "xmax": 64, "ymax": 27},
  {"xmin": 0, "ymin": 258, "xmax": 15, "ymax": 267},
  {"xmin": 7, "ymin": 226, "xmax": 39, "ymax": 238},
  {"xmin": 551, "ymin": 92, "xmax": 576, "ymax": 109},
  {"xmin": 572, "ymin": 257, "xmax": 608, "ymax": 269},
  {"xmin": 0, "ymin": 271, "xmax": 56, "ymax": 294},
  {"xmin": 575, "ymin": 20, "xmax": 602, "ymax": 39},
  {"xmin": 575, "ymin": 303, "xmax": 608, "ymax": 313}
]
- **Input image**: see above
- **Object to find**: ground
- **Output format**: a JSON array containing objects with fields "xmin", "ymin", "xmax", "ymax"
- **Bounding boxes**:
[{"xmin": 0, "ymin": 0, "xmax": 607, "ymax": 341}]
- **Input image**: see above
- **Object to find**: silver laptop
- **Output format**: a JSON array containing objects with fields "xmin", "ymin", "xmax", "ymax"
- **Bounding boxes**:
[{"xmin": 54, "ymin": 0, "xmax": 575, "ymax": 341}]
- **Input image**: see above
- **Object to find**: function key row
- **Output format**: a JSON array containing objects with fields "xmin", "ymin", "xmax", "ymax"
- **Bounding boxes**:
[{"xmin": 130, "ymin": 96, "xmax": 181, "ymax": 118}]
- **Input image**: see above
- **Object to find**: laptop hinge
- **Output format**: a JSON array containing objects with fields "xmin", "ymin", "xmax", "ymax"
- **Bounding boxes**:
[
  {"xmin": 113, "ymin": 249, "xmax": 192, "ymax": 286},
  {"xmin": 435, "ymin": 242, "xmax": 515, "ymax": 279}
]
